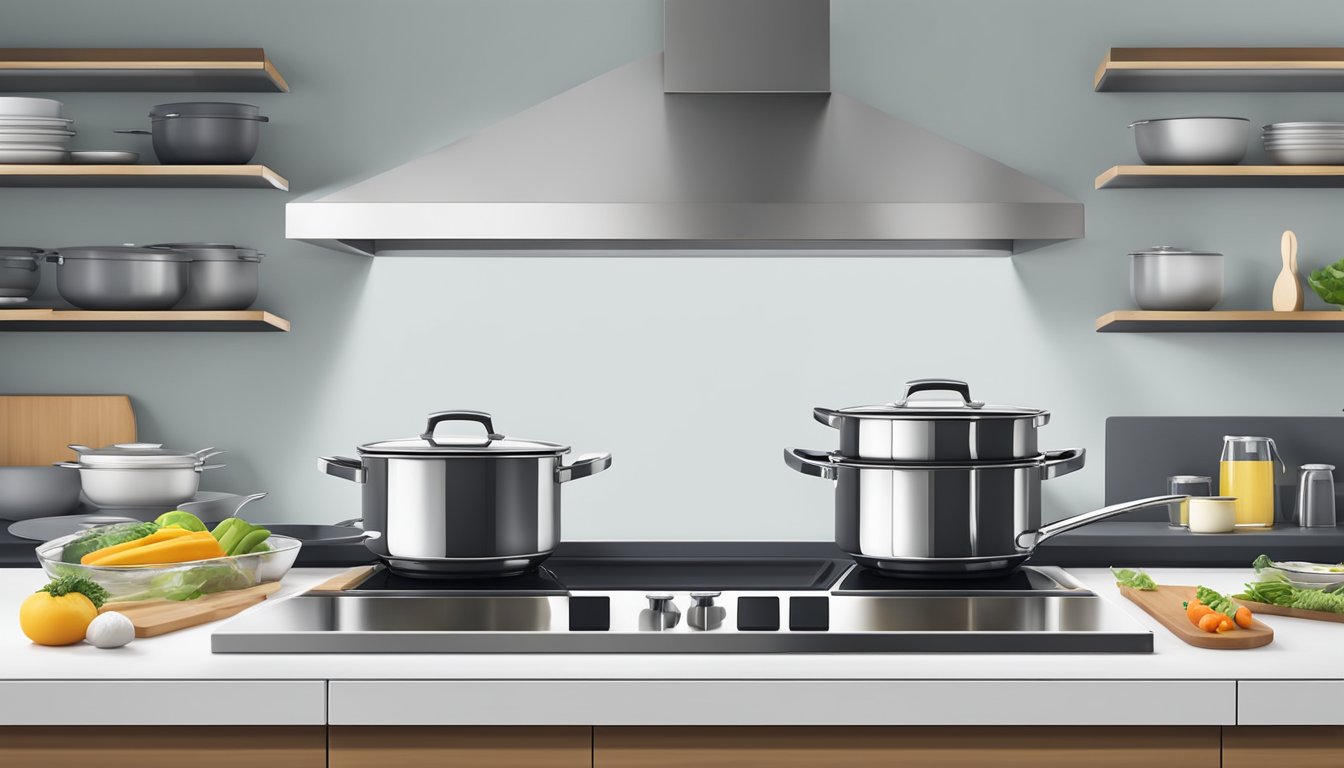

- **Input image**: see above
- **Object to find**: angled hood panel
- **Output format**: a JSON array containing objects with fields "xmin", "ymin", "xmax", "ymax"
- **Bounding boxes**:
[{"xmin": 287, "ymin": 54, "xmax": 1082, "ymax": 255}]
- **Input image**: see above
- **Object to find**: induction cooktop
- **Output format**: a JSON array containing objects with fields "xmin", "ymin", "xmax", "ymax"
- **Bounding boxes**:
[{"xmin": 212, "ymin": 549, "xmax": 1153, "ymax": 654}]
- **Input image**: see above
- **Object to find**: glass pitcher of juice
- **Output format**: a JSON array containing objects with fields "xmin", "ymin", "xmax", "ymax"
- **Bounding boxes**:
[{"xmin": 1220, "ymin": 436, "xmax": 1284, "ymax": 528}]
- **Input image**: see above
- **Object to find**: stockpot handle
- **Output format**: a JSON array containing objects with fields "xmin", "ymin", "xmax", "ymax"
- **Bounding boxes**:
[
  {"xmin": 53, "ymin": 462, "xmax": 81, "ymax": 469},
  {"xmin": 1015, "ymin": 494, "xmax": 1186, "ymax": 550},
  {"xmin": 421, "ymin": 410, "xmax": 503, "ymax": 446},
  {"xmin": 812, "ymin": 407, "xmax": 843, "ymax": 429},
  {"xmin": 784, "ymin": 448, "xmax": 837, "ymax": 481},
  {"xmin": 1039, "ymin": 448, "xmax": 1086, "ymax": 480},
  {"xmin": 896, "ymin": 378, "xmax": 984, "ymax": 409},
  {"xmin": 556, "ymin": 452, "xmax": 613, "ymax": 483},
  {"xmin": 320, "ymin": 455, "xmax": 366, "ymax": 484},
  {"xmin": 196, "ymin": 464, "xmax": 226, "ymax": 472}
]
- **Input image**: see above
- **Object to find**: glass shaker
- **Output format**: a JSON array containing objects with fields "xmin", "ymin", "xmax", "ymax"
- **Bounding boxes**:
[
  {"xmin": 1219, "ymin": 436, "xmax": 1284, "ymax": 528},
  {"xmin": 1166, "ymin": 475, "xmax": 1212, "ymax": 528},
  {"xmin": 1297, "ymin": 464, "xmax": 1337, "ymax": 528}
]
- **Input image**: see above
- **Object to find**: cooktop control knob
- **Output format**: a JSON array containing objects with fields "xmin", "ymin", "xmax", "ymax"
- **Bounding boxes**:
[
  {"xmin": 640, "ymin": 593, "xmax": 681, "ymax": 631},
  {"xmin": 687, "ymin": 591, "xmax": 725, "ymax": 631}
]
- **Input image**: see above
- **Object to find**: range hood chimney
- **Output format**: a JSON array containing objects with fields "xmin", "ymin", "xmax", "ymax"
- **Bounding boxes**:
[{"xmin": 286, "ymin": 0, "xmax": 1083, "ymax": 256}]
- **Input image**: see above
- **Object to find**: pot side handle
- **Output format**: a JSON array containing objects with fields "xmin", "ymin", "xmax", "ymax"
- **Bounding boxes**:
[
  {"xmin": 1015, "ymin": 494, "xmax": 1187, "ymax": 550},
  {"xmin": 1039, "ymin": 448, "xmax": 1086, "ymax": 479},
  {"xmin": 812, "ymin": 407, "xmax": 843, "ymax": 429},
  {"xmin": 556, "ymin": 452, "xmax": 612, "ymax": 483},
  {"xmin": 784, "ymin": 448, "xmax": 837, "ymax": 481},
  {"xmin": 320, "ymin": 456, "xmax": 366, "ymax": 484}
]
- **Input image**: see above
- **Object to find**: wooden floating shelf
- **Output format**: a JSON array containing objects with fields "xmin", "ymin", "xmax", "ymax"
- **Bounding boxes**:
[
  {"xmin": 0, "ymin": 48, "xmax": 287, "ymax": 92},
  {"xmin": 1095, "ymin": 47, "xmax": 1344, "ymax": 92},
  {"xmin": 0, "ymin": 309, "xmax": 290, "ymax": 332},
  {"xmin": 1096, "ymin": 165, "xmax": 1344, "ymax": 189},
  {"xmin": 0, "ymin": 164, "xmax": 288, "ymax": 190},
  {"xmin": 1096, "ymin": 311, "xmax": 1344, "ymax": 333}
]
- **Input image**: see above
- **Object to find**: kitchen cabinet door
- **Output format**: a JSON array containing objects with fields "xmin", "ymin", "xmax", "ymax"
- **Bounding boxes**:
[
  {"xmin": 0, "ymin": 726, "xmax": 325, "ymax": 768},
  {"xmin": 594, "ymin": 726, "xmax": 1221, "ymax": 768},
  {"xmin": 1223, "ymin": 726, "xmax": 1344, "ymax": 768},
  {"xmin": 329, "ymin": 726, "xmax": 592, "ymax": 768}
]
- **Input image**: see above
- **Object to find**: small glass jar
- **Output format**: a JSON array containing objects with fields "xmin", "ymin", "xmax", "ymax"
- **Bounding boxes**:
[{"xmin": 1167, "ymin": 475, "xmax": 1212, "ymax": 528}]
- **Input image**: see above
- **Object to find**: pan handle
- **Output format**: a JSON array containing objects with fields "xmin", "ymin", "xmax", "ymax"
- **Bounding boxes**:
[
  {"xmin": 556, "ymin": 452, "xmax": 612, "ymax": 483},
  {"xmin": 784, "ymin": 448, "xmax": 837, "ymax": 481},
  {"xmin": 320, "ymin": 456, "xmax": 366, "ymax": 484},
  {"xmin": 1039, "ymin": 448, "xmax": 1086, "ymax": 479},
  {"xmin": 1016, "ymin": 494, "xmax": 1187, "ymax": 550}
]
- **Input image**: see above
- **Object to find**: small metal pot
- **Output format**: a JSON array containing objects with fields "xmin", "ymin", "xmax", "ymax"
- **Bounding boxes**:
[
  {"xmin": 1130, "ymin": 117, "xmax": 1249, "ymax": 165},
  {"xmin": 56, "ymin": 443, "xmax": 225, "ymax": 509},
  {"xmin": 148, "ymin": 243, "xmax": 261, "ymax": 310},
  {"xmin": 0, "ymin": 247, "xmax": 44, "ymax": 301},
  {"xmin": 1129, "ymin": 246, "xmax": 1224, "ymax": 311},
  {"xmin": 320, "ymin": 410, "xmax": 612, "ymax": 577},
  {"xmin": 48, "ymin": 246, "xmax": 191, "ymax": 310},
  {"xmin": 813, "ymin": 379, "xmax": 1049, "ymax": 463},
  {"xmin": 786, "ymin": 447, "xmax": 1179, "ymax": 577},
  {"xmin": 116, "ymin": 103, "xmax": 268, "ymax": 165},
  {"xmin": 0, "ymin": 466, "xmax": 82, "ymax": 520}
]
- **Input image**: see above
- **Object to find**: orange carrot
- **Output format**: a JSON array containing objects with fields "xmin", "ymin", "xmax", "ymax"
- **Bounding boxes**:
[
  {"xmin": 1234, "ymin": 605, "xmax": 1254, "ymax": 629},
  {"xmin": 1197, "ymin": 613, "xmax": 1223, "ymax": 633}
]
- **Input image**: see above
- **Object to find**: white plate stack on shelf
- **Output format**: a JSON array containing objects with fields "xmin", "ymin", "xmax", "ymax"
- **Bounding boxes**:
[
  {"xmin": 0, "ymin": 97, "xmax": 74, "ymax": 164},
  {"xmin": 1263, "ymin": 122, "xmax": 1344, "ymax": 165}
]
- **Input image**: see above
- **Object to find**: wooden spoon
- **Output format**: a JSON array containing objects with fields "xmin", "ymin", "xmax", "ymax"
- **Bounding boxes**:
[{"xmin": 1273, "ymin": 229, "xmax": 1304, "ymax": 312}]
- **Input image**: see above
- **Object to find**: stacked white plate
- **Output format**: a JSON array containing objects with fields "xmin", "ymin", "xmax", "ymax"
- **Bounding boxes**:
[
  {"xmin": 1263, "ymin": 122, "xmax": 1344, "ymax": 165},
  {"xmin": 0, "ymin": 97, "xmax": 73, "ymax": 163}
]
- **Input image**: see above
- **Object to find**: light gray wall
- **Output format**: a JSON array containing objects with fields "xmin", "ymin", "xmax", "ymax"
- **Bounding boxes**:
[{"xmin": 4, "ymin": 0, "xmax": 1344, "ymax": 538}]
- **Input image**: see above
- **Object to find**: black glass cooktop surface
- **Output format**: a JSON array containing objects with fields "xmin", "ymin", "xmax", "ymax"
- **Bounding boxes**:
[{"xmin": 832, "ymin": 565, "xmax": 1089, "ymax": 596}]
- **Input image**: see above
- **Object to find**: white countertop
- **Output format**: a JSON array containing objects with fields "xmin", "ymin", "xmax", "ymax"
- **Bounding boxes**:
[{"xmin": 1, "ymin": 567, "xmax": 1340, "ymax": 727}]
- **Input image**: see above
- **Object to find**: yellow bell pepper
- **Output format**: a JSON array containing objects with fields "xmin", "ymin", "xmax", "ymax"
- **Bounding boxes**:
[
  {"xmin": 91, "ymin": 531, "xmax": 226, "ymax": 566},
  {"xmin": 81, "ymin": 526, "xmax": 194, "ymax": 565}
]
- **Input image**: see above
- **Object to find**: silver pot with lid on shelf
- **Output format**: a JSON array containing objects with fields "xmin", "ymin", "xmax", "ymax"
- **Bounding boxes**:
[
  {"xmin": 146, "ymin": 243, "xmax": 262, "ymax": 310},
  {"xmin": 47, "ymin": 245, "xmax": 191, "ymax": 310},
  {"xmin": 319, "ymin": 411, "xmax": 612, "ymax": 577},
  {"xmin": 56, "ymin": 442, "xmax": 225, "ymax": 508},
  {"xmin": 1129, "ymin": 246, "xmax": 1224, "ymax": 311}
]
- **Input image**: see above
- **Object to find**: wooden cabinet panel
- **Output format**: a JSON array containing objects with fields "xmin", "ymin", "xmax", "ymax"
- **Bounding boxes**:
[
  {"xmin": 330, "ymin": 726, "xmax": 592, "ymax": 768},
  {"xmin": 1223, "ymin": 726, "xmax": 1344, "ymax": 768},
  {"xmin": 595, "ymin": 726, "xmax": 1221, "ymax": 768},
  {"xmin": 0, "ymin": 726, "xmax": 324, "ymax": 768}
]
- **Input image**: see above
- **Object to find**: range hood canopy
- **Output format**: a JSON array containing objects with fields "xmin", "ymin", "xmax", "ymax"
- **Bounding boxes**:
[{"xmin": 287, "ymin": 0, "xmax": 1082, "ymax": 256}]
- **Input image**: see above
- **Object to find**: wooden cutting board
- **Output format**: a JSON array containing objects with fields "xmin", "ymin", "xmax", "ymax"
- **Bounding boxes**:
[
  {"xmin": 1237, "ymin": 598, "xmax": 1344, "ymax": 625},
  {"xmin": 0, "ymin": 395, "xmax": 136, "ymax": 466},
  {"xmin": 1120, "ymin": 584, "xmax": 1274, "ymax": 649},
  {"xmin": 99, "ymin": 581, "xmax": 281, "ymax": 638}
]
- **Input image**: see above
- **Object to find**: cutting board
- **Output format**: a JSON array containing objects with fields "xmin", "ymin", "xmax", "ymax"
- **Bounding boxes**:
[
  {"xmin": 1237, "ymin": 598, "xmax": 1344, "ymax": 625},
  {"xmin": 0, "ymin": 395, "xmax": 136, "ymax": 466},
  {"xmin": 1120, "ymin": 584, "xmax": 1274, "ymax": 649},
  {"xmin": 99, "ymin": 581, "xmax": 280, "ymax": 638}
]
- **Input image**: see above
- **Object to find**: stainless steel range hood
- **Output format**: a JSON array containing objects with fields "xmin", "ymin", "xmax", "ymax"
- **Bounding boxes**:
[{"xmin": 287, "ymin": 0, "xmax": 1083, "ymax": 257}]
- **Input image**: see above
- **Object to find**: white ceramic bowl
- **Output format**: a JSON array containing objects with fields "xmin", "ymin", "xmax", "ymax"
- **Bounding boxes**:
[
  {"xmin": 1268, "ymin": 561, "xmax": 1344, "ymax": 584},
  {"xmin": 1188, "ymin": 496, "xmax": 1237, "ymax": 533},
  {"xmin": 0, "ymin": 97, "xmax": 63, "ymax": 118}
]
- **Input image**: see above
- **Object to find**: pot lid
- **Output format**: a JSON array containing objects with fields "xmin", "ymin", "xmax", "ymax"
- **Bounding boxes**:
[
  {"xmin": 53, "ymin": 245, "xmax": 191, "ymax": 262},
  {"xmin": 70, "ymin": 442, "xmax": 209, "ymax": 468},
  {"xmin": 1129, "ymin": 245, "xmax": 1222, "ymax": 257},
  {"xmin": 357, "ymin": 411, "xmax": 570, "ymax": 457},
  {"xmin": 146, "ymin": 243, "xmax": 262, "ymax": 261},
  {"xmin": 819, "ymin": 379, "xmax": 1047, "ymax": 421}
]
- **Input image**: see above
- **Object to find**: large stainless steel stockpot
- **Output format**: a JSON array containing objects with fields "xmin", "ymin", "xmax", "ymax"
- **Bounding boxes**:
[
  {"xmin": 319, "ymin": 411, "xmax": 612, "ymax": 577},
  {"xmin": 785, "ymin": 447, "xmax": 1183, "ymax": 577},
  {"xmin": 813, "ymin": 379, "xmax": 1050, "ymax": 462}
]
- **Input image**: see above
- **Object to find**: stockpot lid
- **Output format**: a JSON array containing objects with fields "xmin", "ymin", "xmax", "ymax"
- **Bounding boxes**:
[
  {"xmin": 357, "ymin": 411, "xmax": 570, "ymax": 457},
  {"xmin": 821, "ymin": 379, "xmax": 1047, "ymax": 421},
  {"xmin": 146, "ymin": 243, "xmax": 262, "ymax": 262},
  {"xmin": 1129, "ymin": 245, "xmax": 1222, "ymax": 257},
  {"xmin": 70, "ymin": 442, "xmax": 208, "ymax": 469},
  {"xmin": 52, "ymin": 245, "xmax": 190, "ymax": 262}
]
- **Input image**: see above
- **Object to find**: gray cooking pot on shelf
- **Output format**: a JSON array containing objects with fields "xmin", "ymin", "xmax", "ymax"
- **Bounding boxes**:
[
  {"xmin": 116, "ymin": 102, "xmax": 268, "ymax": 165},
  {"xmin": 785, "ymin": 447, "xmax": 1182, "ymax": 577},
  {"xmin": 813, "ymin": 378, "xmax": 1050, "ymax": 463},
  {"xmin": 0, "ymin": 247, "xmax": 44, "ymax": 302},
  {"xmin": 320, "ymin": 410, "xmax": 612, "ymax": 577},
  {"xmin": 48, "ymin": 245, "xmax": 191, "ymax": 310},
  {"xmin": 147, "ymin": 243, "xmax": 262, "ymax": 310}
]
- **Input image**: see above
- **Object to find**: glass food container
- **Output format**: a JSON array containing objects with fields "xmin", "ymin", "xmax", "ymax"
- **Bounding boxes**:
[{"xmin": 1219, "ymin": 436, "xmax": 1284, "ymax": 528}]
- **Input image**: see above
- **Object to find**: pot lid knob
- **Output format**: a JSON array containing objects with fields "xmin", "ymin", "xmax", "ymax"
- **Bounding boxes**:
[
  {"xmin": 420, "ymin": 410, "xmax": 504, "ymax": 447},
  {"xmin": 894, "ymin": 378, "xmax": 984, "ymax": 409}
]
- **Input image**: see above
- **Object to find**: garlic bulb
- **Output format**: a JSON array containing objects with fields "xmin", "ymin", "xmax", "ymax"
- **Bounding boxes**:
[{"xmin": 84, "ymin": 611, "xmax": 134, "ymax": 649}]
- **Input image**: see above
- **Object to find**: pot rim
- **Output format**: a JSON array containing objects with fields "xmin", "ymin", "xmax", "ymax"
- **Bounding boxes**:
[{"xmin": 817, "ymin": 449, "xmax": 1075, "ymax": 470}]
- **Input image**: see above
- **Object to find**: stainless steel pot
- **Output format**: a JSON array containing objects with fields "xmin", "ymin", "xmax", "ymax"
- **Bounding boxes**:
[
  {"xmin": 813, "ymin": 379, "xmax": 1049, "ymax": 462},
  {"xmin": 116, "ymin": 102, "xmax": 267, "ymax": 165},
  {"xmin": 1129, "ymin": 246, "xmax": 1224, "ymax": 311},
  {"xmin": 0, "ymin": 247, "xmax": 44, "ymax": 302},
  {"xmin": 319, "ymin": 411, "xmax": 612, "ymax": 577},
  {"xmin": 785, "ymin": 447, "xmax": 1183, "ymax": 576},
  {"xmin": 1130, "ymin": 117, "xmax": 1249, "ymax": 165},
  {"xmin": 0, "ymin": 466, "xmax": 82, "ymax": 520},
  {"xmin": 148, "ymin": 243, "xmax": 261, "ymax": 310},
  {"xmin": 48, "ymin": 246, "xmax": 190, "ymax": 310},
  {"xmin": 56, "ymin": 443, "xmax": 225, "ymax": 509}
]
